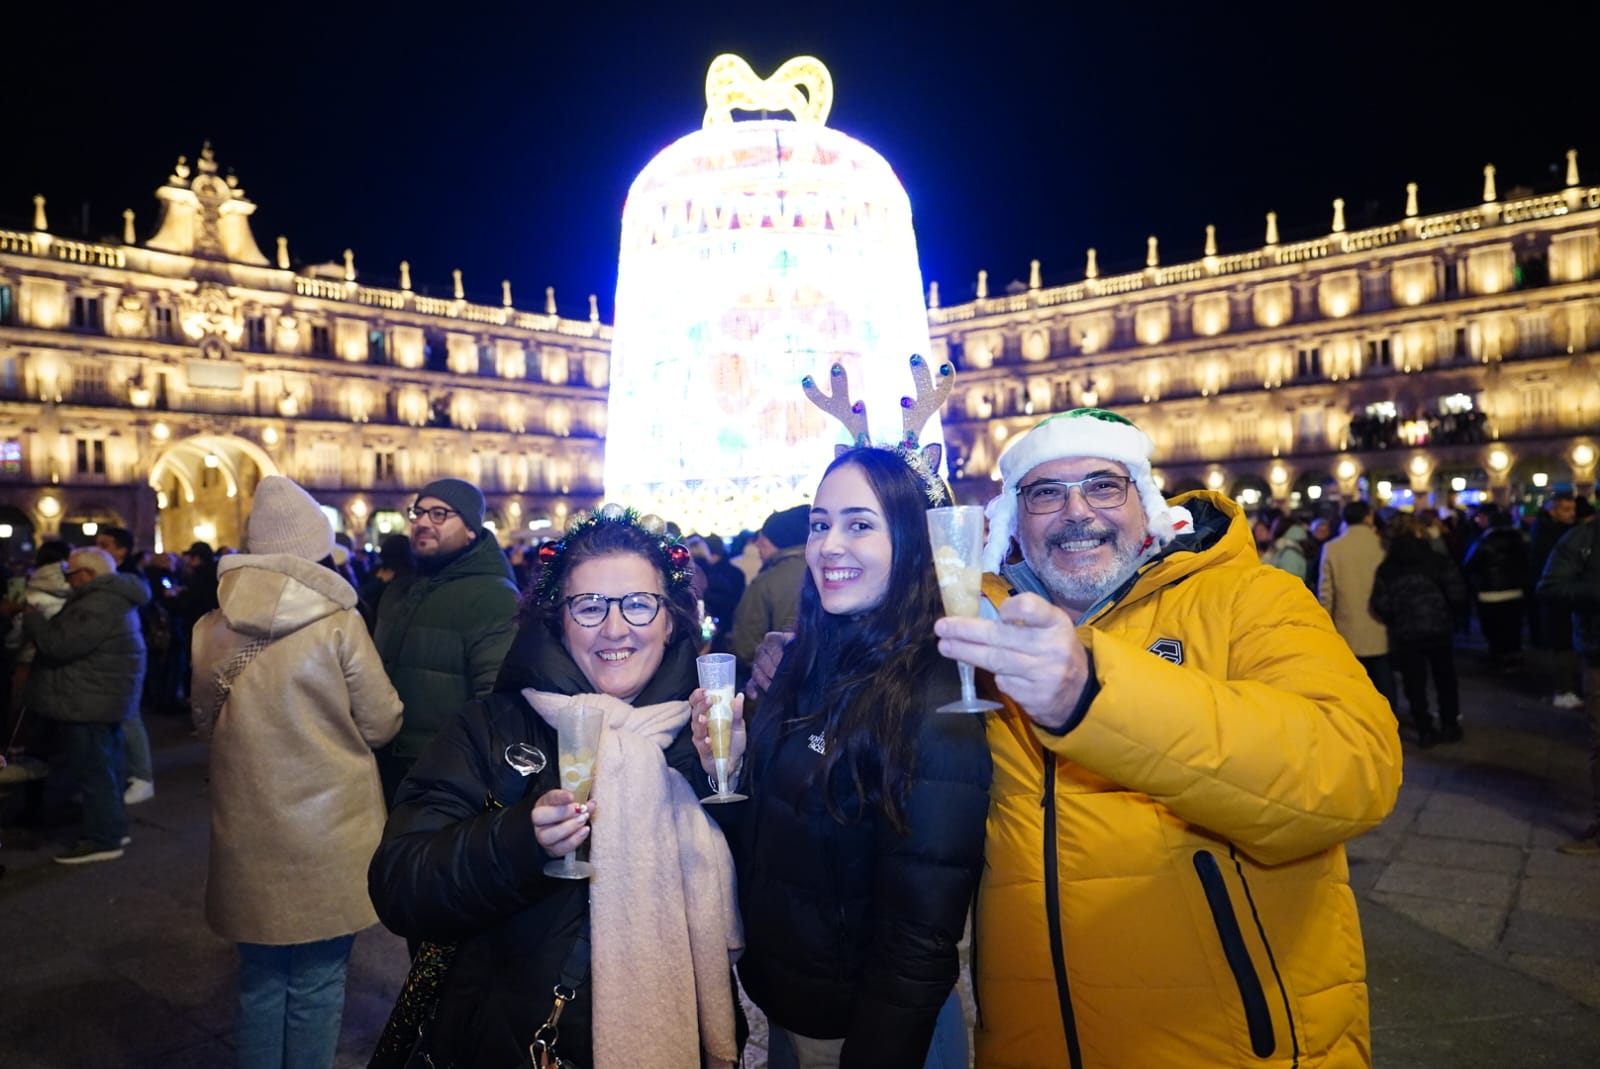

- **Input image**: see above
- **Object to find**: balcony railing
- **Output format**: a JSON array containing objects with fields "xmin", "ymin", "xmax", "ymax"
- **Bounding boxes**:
[{"xmin": 928, "ymin": 184, "xmax": 1600, "ymax": 326}]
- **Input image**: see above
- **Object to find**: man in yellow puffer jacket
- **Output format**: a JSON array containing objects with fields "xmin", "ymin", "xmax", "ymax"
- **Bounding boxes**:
[{"xmin": 936, "ymin": 409, "xmax": 1402, "ymax": 1069}]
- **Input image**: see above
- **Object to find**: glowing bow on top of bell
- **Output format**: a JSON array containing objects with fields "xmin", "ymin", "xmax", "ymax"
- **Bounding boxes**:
[{"xmin": 604, "ymin": 54, "xmax": 942, "ymax": 535}]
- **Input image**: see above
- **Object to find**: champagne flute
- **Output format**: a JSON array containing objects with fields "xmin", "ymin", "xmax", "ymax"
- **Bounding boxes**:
[
  {"xmin": 543, "ymin": 703, "xmax": 603, "ymax": 879},
  {"xmin": 696, "ymin": 653, "xmax": 747, "ymax": 803},
  {"xmin": 927, "ymin": 505, "xmax": 1003, "ymax": 713}
]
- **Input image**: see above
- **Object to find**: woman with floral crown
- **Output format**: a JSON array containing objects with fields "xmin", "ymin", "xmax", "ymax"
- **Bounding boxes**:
[{"xmin": 369, "ymin": 506, "xmax": 742, "ymax": 1069}]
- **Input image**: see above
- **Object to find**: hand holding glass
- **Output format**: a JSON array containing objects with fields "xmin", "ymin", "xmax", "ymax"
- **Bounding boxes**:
[
  {"xmin": 696, "ymin": 653, "xmax": 747, "ymax": 802},
  {"xmin": 543, "ymin": 703, "xmax": 603, "ymax": 879},
  {"xmin": 927, "ymin": 506, "xmax": 1002, "ymax": 713}
]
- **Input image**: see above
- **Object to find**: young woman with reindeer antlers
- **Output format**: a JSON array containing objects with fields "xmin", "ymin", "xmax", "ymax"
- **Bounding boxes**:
[{"xmin": 691, "ymin": 356, "xmax": 992, "ymax": 1069}]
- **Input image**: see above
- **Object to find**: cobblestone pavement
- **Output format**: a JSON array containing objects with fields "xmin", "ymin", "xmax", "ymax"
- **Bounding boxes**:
[{"xmin": 2, "ymin": 640, "xmax": 1597, "ymax": 1067}]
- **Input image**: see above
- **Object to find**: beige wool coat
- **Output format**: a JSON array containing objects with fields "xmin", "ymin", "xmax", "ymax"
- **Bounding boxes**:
[
  {"xmin": 193, "ymin": 553, "xmax": 403, "ymax": 945},
  {"xmin": 1318, "ymin": 522, "xmax": 1390, "ymax": 657}
]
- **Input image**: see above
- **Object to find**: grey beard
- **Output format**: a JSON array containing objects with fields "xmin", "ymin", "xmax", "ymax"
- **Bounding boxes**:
[{"xmin": 1025, "ymin": 522, "xmax": 1148, "ymax": 612}]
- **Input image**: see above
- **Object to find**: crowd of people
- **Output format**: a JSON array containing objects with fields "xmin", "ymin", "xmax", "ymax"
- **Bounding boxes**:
[
  {"xmin": 4, "ymin": 390, "xmax": 1599, "ymax": 1068},
  {"xmin": 1265, "ymin": 489, "xmax": 1600, "ymax": 858}
]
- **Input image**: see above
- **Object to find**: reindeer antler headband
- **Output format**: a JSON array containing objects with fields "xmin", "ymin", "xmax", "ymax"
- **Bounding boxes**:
[{"xmin": 801, "ymin": 354, "xmax": 956, "ymax": 505}]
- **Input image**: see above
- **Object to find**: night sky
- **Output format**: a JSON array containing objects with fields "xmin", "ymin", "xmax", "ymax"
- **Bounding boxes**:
[{"xmin": 5, "ymin": 2, "xmax": 1595, "ymax": 322}]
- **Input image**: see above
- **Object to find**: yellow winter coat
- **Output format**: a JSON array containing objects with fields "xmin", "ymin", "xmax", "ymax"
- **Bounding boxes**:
[{"xmin": 974, "ymin": 491, "xmax": 1401, "ymax": 1069}]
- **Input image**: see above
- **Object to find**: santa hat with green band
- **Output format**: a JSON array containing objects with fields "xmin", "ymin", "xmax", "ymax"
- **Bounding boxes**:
[{"xmin": 982, "ymin": 408, "xmax": 1194, "ymax": 571}]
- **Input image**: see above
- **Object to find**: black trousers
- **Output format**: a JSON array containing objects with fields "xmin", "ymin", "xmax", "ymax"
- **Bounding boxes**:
[
  {"xmin": 1392, "ymin": 639, "xmax": 1460, "ymax": 728},
  {"xmin": 1477, "ymin": 598, "xmax": 1524, "ymax": 659}
]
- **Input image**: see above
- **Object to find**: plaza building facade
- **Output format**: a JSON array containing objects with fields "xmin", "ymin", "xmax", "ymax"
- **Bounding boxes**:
[
  {"xmin": 0, "ymin": 146, "xmax": 610, "ymax": 558},
  {"xmin": 927, "ymin": 155, "xmax": 1600, "ymax": 516}
]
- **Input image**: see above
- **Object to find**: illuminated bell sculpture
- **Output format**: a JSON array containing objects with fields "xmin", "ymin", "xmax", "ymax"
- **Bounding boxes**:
[{"xmin": 605, "ymin": 54, "xmax": 941, "ymax": 535}]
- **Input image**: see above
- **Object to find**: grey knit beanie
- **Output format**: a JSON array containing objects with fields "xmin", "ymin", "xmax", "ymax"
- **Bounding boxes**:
[
  {"xmin": 247, "ymin": 476, "xmax": 336, "ymax": 561},
  {"xmin": 416, "ymin": 477, "xmax": 486, "ymax": 532}
]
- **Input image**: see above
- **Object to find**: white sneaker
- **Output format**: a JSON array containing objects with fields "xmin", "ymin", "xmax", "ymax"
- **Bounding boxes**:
[
  {"xmin": 123, "ymin": 778, "xmax": 155, "ymax": 805},
  {"xmin": 1553, "ymin": 693, "xmax": 1583, "ymax": 710}
]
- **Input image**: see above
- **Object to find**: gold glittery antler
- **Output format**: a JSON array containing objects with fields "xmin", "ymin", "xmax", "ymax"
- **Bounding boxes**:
[
  {"xmin": 802, "ymin": 362, "xmax": 870, "ymax": 450},
  {"xmin": 900, "ymin": 354, "xmax": 953, "ymax": 485},
  {"xmin": 900, "ymin": 354, "xmax": 954, "ymax": 448}
]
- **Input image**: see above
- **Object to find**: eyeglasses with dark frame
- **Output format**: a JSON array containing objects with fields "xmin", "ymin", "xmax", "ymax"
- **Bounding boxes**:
[
  {"xmin": 1018, "ymin": 474, "xmax": 1133, "ymax": 514},
  {"xmin": 564, "ymin": 592, "xmax": 667, "ymax": 628},
  {"xmin": 407, "ymin": 504, "xmax": 459, "ymax": 524}
]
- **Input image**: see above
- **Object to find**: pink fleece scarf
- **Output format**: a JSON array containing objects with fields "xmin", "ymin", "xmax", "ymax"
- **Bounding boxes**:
[{"xmin": 523, "ymin": 688, "xmax": 742, "ymax": 1069}]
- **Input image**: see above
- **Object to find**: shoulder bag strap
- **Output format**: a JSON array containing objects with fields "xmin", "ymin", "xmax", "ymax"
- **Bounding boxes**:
[
  {"xmin": 200, "ymin": 635, "xmax": 270, "ymax": 726},
  {"xmin": 529, "ymin": 915, "xmax": 593, "ymax": 1069}
]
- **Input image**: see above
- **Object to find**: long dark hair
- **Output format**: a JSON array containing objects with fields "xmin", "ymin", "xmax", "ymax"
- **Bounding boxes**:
[{"xmin": 759, "ymin": 447, "xmax": 947, "ymax": 834}]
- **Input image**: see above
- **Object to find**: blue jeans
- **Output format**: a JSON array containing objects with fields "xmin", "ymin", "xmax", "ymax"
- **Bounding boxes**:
[
  {"xmin": 768, "ymin": 988, "xmax": 966, "ymax": 1069},
  {"xmin": 59, "ymin": 721, "xmax": 126, "ymax": 849},
  {"xmin": 123, "ymin": 707, "xmax": 153, "ymax": 783},
  {"xmin": 237, "ymin": 935, "xmax": 356, "ymax": 1069}
]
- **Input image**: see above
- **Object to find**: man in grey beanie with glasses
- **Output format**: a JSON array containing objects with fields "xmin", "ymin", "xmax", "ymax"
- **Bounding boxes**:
[{"xmin": 373, "ymin": 477, "xmax": 518, "ymax": 805}]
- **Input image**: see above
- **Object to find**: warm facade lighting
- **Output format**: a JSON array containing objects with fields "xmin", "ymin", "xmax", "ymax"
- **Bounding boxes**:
[
  {"xmin": 1532, "ymin": 472, "xmax": 1549, "ymax": 488},
  {"xmin": 1487, "ymin": 448, "xmax": 1510, "ymax": 472},
  {"xmin": 1336, "ymin": 459, "xmax": 1357, "ymax": 481},
  {"xmin": 1573, "ymin": 443, "xmax": 1597, "ymax": 468},
  {"xmin": 1409, "ymin": 456, "xmax": 1430, "ymax": 477},
  {"xmin": 38, "ymin": 496, "xmax": 61, "ymax": 518},
  {"xmin": 152, "ymin": 422, "xmax": 170, "ymax": 441},
  {"xmin": 82, "ymin": 521, "xmax": 99, "ymax": 536}
]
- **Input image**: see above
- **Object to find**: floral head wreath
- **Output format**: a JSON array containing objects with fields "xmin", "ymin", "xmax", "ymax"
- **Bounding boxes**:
[
  {"xmin": 533, "ymin": 503, "xmax": 694, "ymax": 606},
  {"xmin": 801, "ymin": 354, "xmax": 956, "ymax": 506}
]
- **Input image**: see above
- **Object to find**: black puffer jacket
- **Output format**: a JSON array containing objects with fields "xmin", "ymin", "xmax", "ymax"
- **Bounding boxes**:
[
  {"xmin": 1464, "ymin": 526, "xmax": 1530, "ymax": 595},
  {"xmin": 1371, "ymin": 536, "xmax": 1469, "ymax": 644},
  {"xmin": 368, "ymin": 625, "xmax": 707, "ymax": 1069},
  {"xmin": 23, "ymin": 571, "xmax": 149, "ymax": 723},
  {"xmin": 722, "ymin": 631, "xmax": 990, "ymax": 1069}
]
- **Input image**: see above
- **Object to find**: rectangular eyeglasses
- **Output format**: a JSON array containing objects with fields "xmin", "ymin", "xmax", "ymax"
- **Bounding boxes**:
[{"xmin": 1018, "ymin": 475, "xmax": 1132, "ymax": 514}]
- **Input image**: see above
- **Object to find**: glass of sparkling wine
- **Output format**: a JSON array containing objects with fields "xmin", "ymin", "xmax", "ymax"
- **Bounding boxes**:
[
  {"xmin": 696, "ymin": 653, "xmax": 747, "ymax": 803},
  {"xmin": 543, "ymin": 703, "xmax": 603, "ymax": 879},
  {"xmin": 927, "ymin": 506, "xmax": 1003, "ymax": 714}
]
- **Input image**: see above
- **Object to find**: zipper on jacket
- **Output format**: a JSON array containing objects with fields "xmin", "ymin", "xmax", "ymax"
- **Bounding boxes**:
[
  {"xmin": 1228, "ymin": 846, "xmax": 1301, "ymax": 1067},
  {"xmin": 1192, "ymin": 850, "xmax": 1276, "ymax": 1058},
  {"xmin": 1041, "ymin": 761, "xmax": 1082, "ymax": 1069}
]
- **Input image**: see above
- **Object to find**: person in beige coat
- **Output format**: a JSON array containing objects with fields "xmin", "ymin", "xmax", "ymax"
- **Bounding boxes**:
[
  {"xmin": 192, "ymin": 475, "xmax": 402, "ymax": 1069},
  {"xmin": 1318, "ymin": 499, "xmax": 1396, "ymax": 709}
]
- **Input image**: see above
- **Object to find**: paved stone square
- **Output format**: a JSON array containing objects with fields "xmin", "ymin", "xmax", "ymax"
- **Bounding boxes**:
[{"xmin": 3, "ymin": 642, "xmax": 1598, "ymax": 1067}]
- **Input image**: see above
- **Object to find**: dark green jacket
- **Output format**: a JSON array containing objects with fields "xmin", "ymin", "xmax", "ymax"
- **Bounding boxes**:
[
  {"xmin": 374, "ymin": 532, "xmax": 519, "ymax": 762},
  {"xmin": 23, "ymin": 572, "xmax": 149, "ymax": 723},
  {"xmin": 1538, "ymin": 521, "xmax": 1600, "ymax": 663}
]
